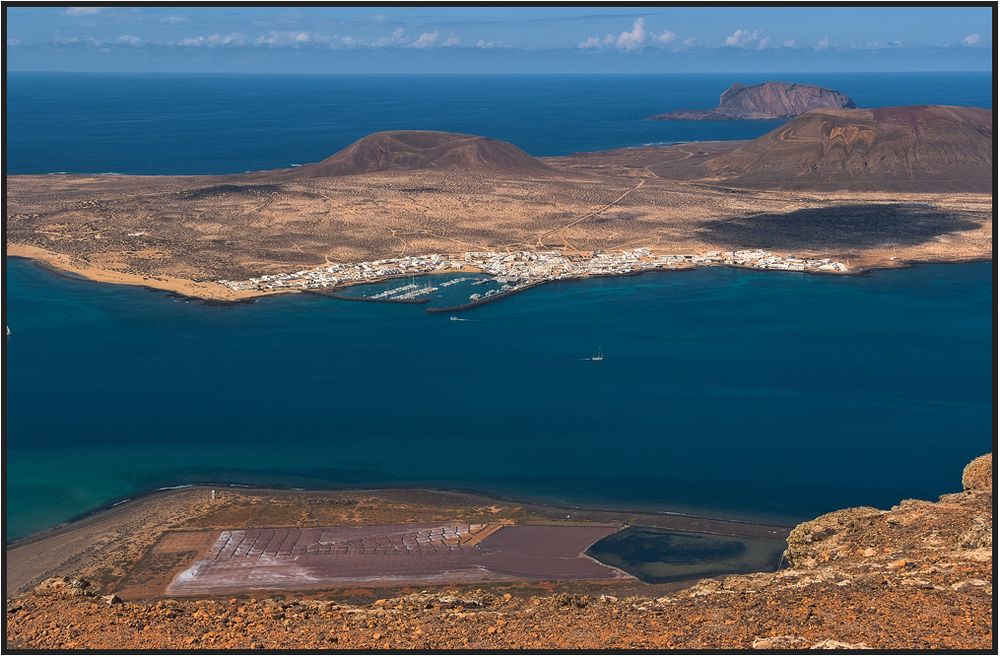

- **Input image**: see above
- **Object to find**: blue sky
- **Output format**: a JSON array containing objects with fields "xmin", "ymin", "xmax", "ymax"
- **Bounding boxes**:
[{"xmin": 5, "ymin": 6, "xmax": 993, "ymax": 73}]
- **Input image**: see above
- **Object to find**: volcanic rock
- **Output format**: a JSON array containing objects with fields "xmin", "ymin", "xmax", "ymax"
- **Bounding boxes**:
[
  {"xmin": 700, "ymin": 105, "xmax": 993, "ymax": 191},
  {"xmin": 651, "ymin": 81, "xmax": 856, "ymax": 120},
  {"xmin": 280, "ymin": 130, "xmax": 556, "ymax": 178}
]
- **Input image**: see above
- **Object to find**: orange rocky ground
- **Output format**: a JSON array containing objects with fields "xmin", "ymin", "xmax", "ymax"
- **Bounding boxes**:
[{"xmin": 5, "ymin": 455, "xmax": 992, "ymax": 650}]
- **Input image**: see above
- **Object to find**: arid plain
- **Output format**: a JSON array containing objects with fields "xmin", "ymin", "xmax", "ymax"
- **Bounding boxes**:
[{"xmin": 7, "ymin": 107, "xmax": 993, "ymax": 301}]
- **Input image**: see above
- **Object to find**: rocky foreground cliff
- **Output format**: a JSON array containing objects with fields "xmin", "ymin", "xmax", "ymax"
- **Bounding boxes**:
[{"xmin": 5, "ymin": 455, "xmax": 993, "ymax": 650}]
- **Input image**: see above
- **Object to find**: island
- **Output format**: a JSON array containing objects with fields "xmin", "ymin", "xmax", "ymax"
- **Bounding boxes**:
[
  {"xmin": 6, "ymin": 105, "xmax": 993, "ymax": 306},
  {"xmin": 649, "ymin": 81, "xmax": 857, "ymax": 120}
]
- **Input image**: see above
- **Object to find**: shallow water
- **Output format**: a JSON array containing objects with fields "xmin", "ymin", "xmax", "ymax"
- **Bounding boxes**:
[{"xmin": 587, "ymin": 526, "xmax": 787, "ymax": 583}]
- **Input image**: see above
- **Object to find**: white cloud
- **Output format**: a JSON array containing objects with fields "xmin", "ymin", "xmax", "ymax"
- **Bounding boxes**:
[
  {"xmin": 63, "ymin": 7, "xmax": 102, "ymax": 16},
  {"xmin": 442, "ymin": 33, "xmax": 460, "ymax": 47},
  {"xmin": 340, "ymin": 36, "xmax": 359, "ymax": 48},
  {"xmin": 616, "ymin": 17, "xmax": 647, "ymax": 50},
  {"xmin": 579, "ymin": 17, "xmax": 652, "ymax": 51},
  {"xmin": 962, "ymin": 33, "xmax": 981, "ymax": 46},
  {"xmin": 475, "ymin": 39, "xmax": 495, "ymax": 49},
  {"xmin": 817, "ymin": 35, "xmax": 831, "ymax": 50},
  {"xmin": 782, "ymin": 39, "xmax": 797, "ymax": 48},
  {"xmin": 161, "ymin": 16, "xmax": 188, "ymax": 25},
  {"xmin": 724, "ymin": 29, "xmax": 761, "ymax": 48},
  {"xmin": 756, "ymin": 37, "xmax": 770, "ymax": 49},
  {"xmin": 53, "ymin": 34, "xmax": 103, "ymax": 46},
  {"xmin": 7, "ymin": 37, "xmax": 21, "ymax": 47},
  {"xmin": 860, "ymin": 40, "xmax": 900, "ymax": 50},
  {"xmin": 374, "ymin": 27, "xmax": 407, "ymax": 47},
  {"xmin": 178, "ymin": 33, "xmax": 245, "ymax": 47},
  {"xmin": 682, "ymin": 37, "xmax": 697, "ymax": 48},
  {"xmin": 411, "ymin": 31, "xmax": 438, "ymax": 48},
  {"xmin": 256, "ymin": 31, "xmax": 314, "ymax": 47},
  {"xmin": 117, "ymin": 34, "xmax": 142, "ymax": 46},
  {"xmin": 655, "ymin": 30, "xmax": 677, "ymax": 44}
]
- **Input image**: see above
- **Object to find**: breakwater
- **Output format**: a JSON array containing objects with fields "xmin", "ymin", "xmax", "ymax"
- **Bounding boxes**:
[{"xmin": 306, "ymin": 290, "xmax": 430, "ymax": 305}]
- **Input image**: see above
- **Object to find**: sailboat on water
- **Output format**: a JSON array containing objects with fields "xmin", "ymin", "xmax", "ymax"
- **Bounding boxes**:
[{"xmin": 585, "ymin": 346, "xmax": 604, "ymax": 362}]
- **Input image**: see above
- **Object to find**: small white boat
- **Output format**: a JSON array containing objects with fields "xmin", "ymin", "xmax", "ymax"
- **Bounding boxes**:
[
  {"xmin": 586, "ymin": 347, "xmax": 604, "ymax": 362},
  {"xmin": 5, "ymin": 326, "xmax": 9, "ymax": 336}
]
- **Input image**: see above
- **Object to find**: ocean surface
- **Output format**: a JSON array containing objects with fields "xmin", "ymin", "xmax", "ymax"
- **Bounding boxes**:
[
  {"xmin": 6, "ymin": 72, "xmax": 992, "ymax": 174},
  {"xmin": 6, "ymin": 259, "xmax": 993, "ymax": 539},
  {"xmin": 4, "ymin": 72, "xmax": 995, "ymax": 540}
]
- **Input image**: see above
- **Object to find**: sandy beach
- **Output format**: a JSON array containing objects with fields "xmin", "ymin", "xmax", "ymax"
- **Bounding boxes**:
[{"xmin": 6, "ymin": 244, "xmax": 266, "ymax": 302}]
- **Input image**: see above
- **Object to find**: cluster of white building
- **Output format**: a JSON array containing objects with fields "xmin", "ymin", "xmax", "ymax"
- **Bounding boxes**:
[
  {"xmin": 220, "ymin": 254, "xmax": 454, "ymax": 292},
  {"xmin": 220, "ymin": 248, "xmax": 847, "ymax": 294},
  {"xmin": 702, "ymin": 249, "xmax": 848, "ymax": 273}
]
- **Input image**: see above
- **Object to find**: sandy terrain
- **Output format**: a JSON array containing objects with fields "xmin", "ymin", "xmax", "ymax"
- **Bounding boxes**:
[{"xmin": 6, "ymin": 243, "xmax": 265, "ymax": 301}]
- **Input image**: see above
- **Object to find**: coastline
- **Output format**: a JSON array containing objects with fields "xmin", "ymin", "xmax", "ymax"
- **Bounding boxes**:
[
  {"xmin": 5, "ymin": 455, "xmax": 992, "ymax": 649},
  {"xmin": 5, "ymin": 481, "xmax": 793, "ymax": 600},
  {"xmin": 8, "ymin": 241, "xmax": 991, "ymax": 310},
  {"xmin": 8, "ymin": 480, "xmax": 793, "ymax": 550},
  {"xmin": 5, "ymin": 244, "xmax": 277, "ymax": 303}
]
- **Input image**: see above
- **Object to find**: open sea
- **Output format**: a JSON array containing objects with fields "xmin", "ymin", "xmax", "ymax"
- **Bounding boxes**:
[{"xmin": 4, "ymin": 72, "xmax": 994, "ymax": 540}]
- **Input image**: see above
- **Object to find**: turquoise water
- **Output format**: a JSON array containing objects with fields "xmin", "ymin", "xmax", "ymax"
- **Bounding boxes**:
[{"xmin": 6, "ymin": 258, "xmax": 992, "ymax": 539}]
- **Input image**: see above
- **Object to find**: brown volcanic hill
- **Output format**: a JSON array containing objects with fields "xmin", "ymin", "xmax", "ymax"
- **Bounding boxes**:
[
  {"xmin": 282, "ymin": 130, "xmax": 556, "ymax": 178},
  {"xmin": 651, "ymin": 81, "xmax": 856, "ymax": 120},
  {"xmin": 699, "ymin": 105, "xmax": 993, "ymax": 191}
]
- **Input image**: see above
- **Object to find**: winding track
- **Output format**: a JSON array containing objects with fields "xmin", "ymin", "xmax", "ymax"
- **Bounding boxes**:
[{"xmin": 536, "ymin": 176, "xmax": 648, "ymax": 249}]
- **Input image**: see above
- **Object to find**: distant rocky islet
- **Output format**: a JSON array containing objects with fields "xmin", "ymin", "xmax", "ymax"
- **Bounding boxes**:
[{"xmin": 650, "ymin": 81, "xmax": 857, "ymax": 120}]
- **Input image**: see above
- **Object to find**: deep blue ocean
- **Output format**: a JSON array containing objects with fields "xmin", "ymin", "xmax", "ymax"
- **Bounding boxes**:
[
  {"xmin": 4, "ymin": 73, "xmax": 994, "ymax": 540},
  {"xmin": 6, "ymin": 72, "xmax": 993, "ymax": 174}
]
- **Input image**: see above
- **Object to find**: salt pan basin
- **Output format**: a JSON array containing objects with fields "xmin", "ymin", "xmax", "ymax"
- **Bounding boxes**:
[{"xmin": 167, "ymin": 523, "xmax": 629, "ymax": 595}]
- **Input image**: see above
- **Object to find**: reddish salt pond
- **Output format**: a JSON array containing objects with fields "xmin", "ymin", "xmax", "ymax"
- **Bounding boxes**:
[{"xmin": 167, "ymin": 523, "xmax": 630, "ymax": 595}]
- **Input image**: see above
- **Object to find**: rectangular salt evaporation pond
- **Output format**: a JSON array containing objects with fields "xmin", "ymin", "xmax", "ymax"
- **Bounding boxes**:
[
  {"xmin": 164, "ymin": 523, "xmax": 630, "ymax": 596},
  {"xmin": 585, "ymin": 526, "xmax": 787, "ymax": 583},
  {"xmin": 310, "ymin": 273, "xmax": 501, "ymax": 309}
]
